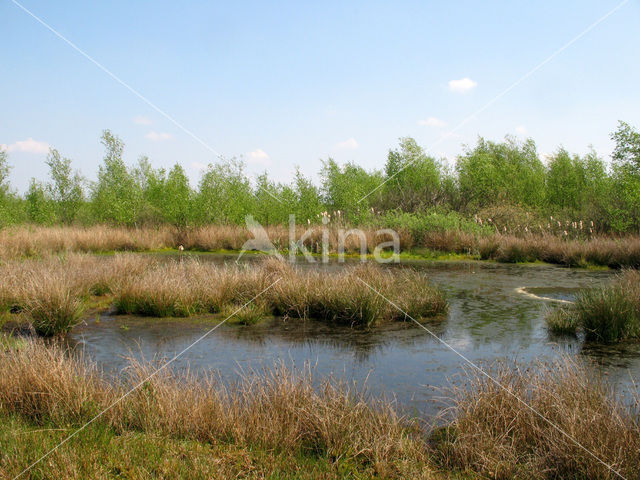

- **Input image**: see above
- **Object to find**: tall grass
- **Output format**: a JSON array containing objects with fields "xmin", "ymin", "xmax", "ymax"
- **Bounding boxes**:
[
  {"xmin": 115, "ymin": 259, "xmax": 448, "ymax": 326},
  {"xmin": 433, "ymin": 358, "xmax": 640, "ymax": 479},
  {"xmin": 0, "ymin": 340, "xmax": 427, "ymax": 476},
  {"xmin": 2, "ymin": 225, "xmax": 640, "ymax": 267},
  {"xmin": 0, "ymin": 255, "xmax": 447, "ymax": 333},
  {"xmin": 546, "ymin": 270, "xmax": 640, "ymax": 342},
  {"xmin": 1, "ymin": 341, "xmax": 638, "ymax": 478}
]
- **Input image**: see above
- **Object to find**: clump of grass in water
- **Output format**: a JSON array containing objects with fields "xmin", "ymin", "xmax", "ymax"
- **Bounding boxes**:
[
  {"xmin": 115, "ymin": 259, "xmax": 448, "ymax": 326},
  {"xmin": 546, "ymin": 270, "xmax": 640, "ymax": 342},
  {"xmin": 545, "ymin": 307, "xmax": 579, "ymax": 335},
  {"xmin": 223, "ymin": 302, "xmax": 270, "ymax": 325},
  {"xmin": 578, "ymin": 286, "xmax": 640, "ymax": 343},
  {"xmin": 24, "ymin": 274, "xmax": 86, "ymax": 337}
]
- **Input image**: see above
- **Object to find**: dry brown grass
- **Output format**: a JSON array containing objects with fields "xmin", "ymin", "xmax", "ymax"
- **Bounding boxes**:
[
  {"xmin": 115, "ymin": 259, "xmax": 448, "ymax": 325},
  {"xmin": 0, "ymin": 340, "xmax": 429, "ymax": 476},
  {"xmin": 1, "ymin": 341, "xmax": 638, "ymax": 479},
  {"xmin": 0, "ymin": 225, "xmax": 390, "ymax": 259},
  {"xmin": 2, "ymin": 225, "xmax": 640, "ymax": 267},
  {"xmin": 0, "ymin": 255, "xmax": 447, "ymax": 332},
  {"xmin": 433, "ymin": 358, "xmax": 640, "ymax": 479},
  {"xmin": 0, "ymin": 254, "xmax": 153, "ymax": 335}
]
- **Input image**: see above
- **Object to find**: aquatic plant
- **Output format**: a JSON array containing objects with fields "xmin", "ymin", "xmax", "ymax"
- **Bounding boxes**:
[
  {"xmin": 544, "ymin": 307, "xmax": 578, "ymax": 335},
  {"xmin": 574, "ymin": 270, "xmax": 640, "ymax": 342},
  {"xmin": 546, "ymin": 270, "xmax": 640, "ymax": 342},
  {"xmin": 222, "ymin": 301, "xmax": 271, "ymax": 325}
]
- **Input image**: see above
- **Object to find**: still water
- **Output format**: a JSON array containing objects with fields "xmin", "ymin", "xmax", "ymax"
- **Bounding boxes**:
[{"xmin": 68, "ymin": 256, "xmax": 640, "ymax": 418}]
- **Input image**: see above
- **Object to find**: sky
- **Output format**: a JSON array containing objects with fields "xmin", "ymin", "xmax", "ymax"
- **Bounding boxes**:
[{"xmin": 1, "ymin": 0, "xmax": 639, "ymax": 192}]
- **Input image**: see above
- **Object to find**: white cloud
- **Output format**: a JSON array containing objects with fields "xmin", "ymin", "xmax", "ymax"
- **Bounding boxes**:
[
  {"xmin": 246, "ymin": 148, "xmax": 271, "ymax": 166},
  {"xmin": 133, "ymin": 115, "xmax": 152, "ymax": 125},
  {"xmin": 0, "ymin": 138, "xmax": 49, "ymax": 154},
  {"xmin": 145, "ymin": 131, "xmax": 173, "ymax": 141},
  {"xmin": 334, "ymin": 137, "xmax": 359, "ymax": 150},
  {"xmin": 515, "ymin": 125, "xmax": 527, "ymax": 134},
  {"xmin": 418, "ymin": 117, "xmax": 447, "ymax": 128},
  {"xmin": 448, "ymin": 77, "xmax": 477, "ymax": 94}
]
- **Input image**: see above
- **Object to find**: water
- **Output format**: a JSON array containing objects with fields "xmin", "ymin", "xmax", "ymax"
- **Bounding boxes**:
[{"xmin": 68, "ymin": 257, "xmax": 640, "ymax": 418}]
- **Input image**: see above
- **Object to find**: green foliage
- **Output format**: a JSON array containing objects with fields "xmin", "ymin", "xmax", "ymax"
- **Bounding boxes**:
[
  {"xmin": 612, "ymin": 121, "xmax": 640, "ymax": 174},
  {"xmin": 91, "ymin": 130, "xmax": 142, "ymax": 225},
  {"xmin": 26, "ymin": 179, "xmax": 57, "ymax": 224},
  {"xmin": 380, "ymin": 210, "xmax": 490, "ymax": 238},
  {"xmin": 0, "ymin": 151, "xmax": 27, "ymax": 226},
  {"xmin": 292, "ymin": 169, "xmax": 323, "ymax": 222},
  {"xmin": 320, "ymin": 159, "xmax": 383, "ymax": 222},
  {"xmin": 456, "ymin": 136, "xmax": 545, "ymax": 209},
  {"xmin": 2, "ymin": 124, "xmax": 640, "ymax": 233},
  {"xmin": 609, "ymin": 122, "xmax": 640, "ymax": 232},
  {"xmin": 545, "ymin": 148, "xmax": 610, "ymax": 223},
  {"xmin": 45, "ymin": 148, "xmax": 84, "ymax": 224},
  {"xmin": 0, "ymin": 150, "xmax": 10, "ymax": 200},
  {"xmin": 195, "ymin": 159, "xmax": 255, "ymax": 224},
  {"xmin": 383, "ymin": 137, "xmax": 443, "ymax": 211}
]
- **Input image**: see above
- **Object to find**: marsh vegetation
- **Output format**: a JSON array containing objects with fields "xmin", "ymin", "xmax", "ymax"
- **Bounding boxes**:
[
  {"xmin": 546, "ymin": 270, "xmax": 640, "ymax": 342},
  {"xmin": 0, "ymin": 340, "xmax": 637, "ymax": 479},
  {"xmin": 0, "ymin": 254, "xmax": 447, "ymax": 335}
]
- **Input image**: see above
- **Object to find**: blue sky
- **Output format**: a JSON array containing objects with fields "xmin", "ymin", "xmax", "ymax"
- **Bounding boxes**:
[{"xmin": 1, "ymin": 0, "xmax": 639, "ymax": 192}]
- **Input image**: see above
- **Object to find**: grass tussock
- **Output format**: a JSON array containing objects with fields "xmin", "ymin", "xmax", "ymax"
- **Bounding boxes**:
[
  {"xmin": 115, "ymin": 259, "xmax": 448, "ymax": 326},
  {"xmin": 0, "ymin": 254, "xmax": 447, "ymax": 334},
  {"xmin": 547, "ymin": 270, "xmax": 640, "ymax": 342},
  {"xmin": 544, "ymin": 307, "xmax": 579, "ymax": 336},
  {"xmin": 0, "ymin": 254, "xmax": 152, "ymax": 336},
  {"xmin": 0, "ymin": 340, "xmax": 429, "ymax": 477},
  {"xmin": 433, "ymin": 358, "xmax": 640, "ymax": 479}
]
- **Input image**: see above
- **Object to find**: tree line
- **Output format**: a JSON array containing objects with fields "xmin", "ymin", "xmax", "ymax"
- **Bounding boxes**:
[{"xmin": 0, "ymin": 121, "xmax": 638, "ymax": 232}]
